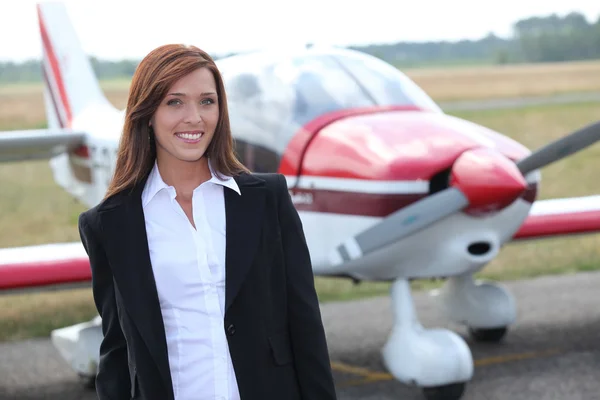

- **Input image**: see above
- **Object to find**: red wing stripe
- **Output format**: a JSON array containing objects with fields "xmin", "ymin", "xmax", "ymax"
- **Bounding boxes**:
[
  {"xmin": 0, "ymin": 258, "xmax": 91, "ymax": 291},
  {"xmin": 513, "ymin": 209, "xmax": 600, "ymax": 240},
  {"xmin": 37, "ymin": 6, "xmax": 73, "ymax": 126}
]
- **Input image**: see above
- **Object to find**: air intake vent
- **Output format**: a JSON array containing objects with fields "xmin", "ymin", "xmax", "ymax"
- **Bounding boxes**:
[{"xmin": 467, "ymin": 242, "xmax": 491, "ymax": 256}]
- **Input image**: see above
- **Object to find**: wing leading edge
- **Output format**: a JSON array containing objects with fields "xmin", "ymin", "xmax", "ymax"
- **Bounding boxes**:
[
  {"xmin": 0, "ymin": 129, "xmax": 85, "ymax": 163},
  {"xmin": 0, "ymin": 242, "xmax": 90, "ymax": 294},
  {"xmin": 513, "ymin": 195, "xmax": 600, "ymax": 240}
]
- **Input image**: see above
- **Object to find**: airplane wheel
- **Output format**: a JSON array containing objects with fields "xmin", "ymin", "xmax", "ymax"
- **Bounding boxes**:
[
  {"xmin": 422, "ymin": 382, "xmax": 466, "ymax": 400},
  {"xmin": 468, "ymin": 327, "xmax": 508, "ymax": 343}
]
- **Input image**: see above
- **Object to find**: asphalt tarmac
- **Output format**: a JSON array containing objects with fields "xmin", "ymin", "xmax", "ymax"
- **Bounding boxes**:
[{"xmin": 1, "ymin": 271, "xmax": 600, "ymax": 400}]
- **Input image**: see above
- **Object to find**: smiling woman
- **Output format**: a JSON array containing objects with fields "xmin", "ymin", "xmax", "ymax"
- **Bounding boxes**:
[{"xmin": 77, "ymin": 44, "xmax": 338, "ymax": 400}]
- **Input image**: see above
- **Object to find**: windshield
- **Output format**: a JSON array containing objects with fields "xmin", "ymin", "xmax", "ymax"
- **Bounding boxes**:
[{"xmin": 218, "ymin": 47, "xmax": 441, "ymax": 155}]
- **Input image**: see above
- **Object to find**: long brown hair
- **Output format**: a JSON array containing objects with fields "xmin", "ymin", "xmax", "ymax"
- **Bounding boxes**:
[{"xmin": 104, "ymin": 44, "xmax": 249, "ymax": 200}]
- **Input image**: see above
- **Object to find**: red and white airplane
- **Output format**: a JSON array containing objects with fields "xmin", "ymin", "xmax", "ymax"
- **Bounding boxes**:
[{"xmin": 2, "ymin": 3, "xmax": 600, "ymax": 400}]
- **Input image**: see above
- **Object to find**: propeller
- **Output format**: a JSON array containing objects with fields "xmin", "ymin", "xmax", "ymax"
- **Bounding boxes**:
[
  {"xmin": 329, "ymin": 119, "xmax": 600, "ymax": 266},
  {"xmin": 516, "ymin": 120, "xmax": 600, "ymax": 175}
]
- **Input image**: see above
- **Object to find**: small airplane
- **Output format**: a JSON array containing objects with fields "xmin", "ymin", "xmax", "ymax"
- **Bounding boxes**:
[{"xmin": 2, "ymin": 3, "xmax": 600, "ymax": 400}]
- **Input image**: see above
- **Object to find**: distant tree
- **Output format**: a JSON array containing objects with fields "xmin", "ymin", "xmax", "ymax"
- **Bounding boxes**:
[{"xmin": 513, "ymin": 12, "xmax": 599, "ymax": 62}]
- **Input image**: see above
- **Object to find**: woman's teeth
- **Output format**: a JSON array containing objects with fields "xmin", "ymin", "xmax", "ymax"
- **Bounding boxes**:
[{"xmin": 176, "ymin": 132, "xmax": 202, "ymax": 140}]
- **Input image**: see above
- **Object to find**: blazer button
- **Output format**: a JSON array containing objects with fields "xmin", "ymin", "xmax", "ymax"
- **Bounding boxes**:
[{"xmin": 227, "ymin": 324, "xmax": 236, "ymax": 336}]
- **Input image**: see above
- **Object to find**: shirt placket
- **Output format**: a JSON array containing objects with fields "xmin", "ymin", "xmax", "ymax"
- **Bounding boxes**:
[{"xmin": 193, "ymin": 186, "xmax": 229, "ymax": 400}]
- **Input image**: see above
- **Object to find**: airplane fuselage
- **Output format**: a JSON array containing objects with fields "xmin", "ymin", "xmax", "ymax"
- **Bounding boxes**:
[{"xmin": 54, "ymin": 104, "xmax": 540, "ymax": 283}]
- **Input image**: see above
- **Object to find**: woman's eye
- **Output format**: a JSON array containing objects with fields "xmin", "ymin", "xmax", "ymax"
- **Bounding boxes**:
[
  {"xmin": 167, "ymin": 99, "xmax": 182, "ymax": 106},
  {"xmin": 202, "ymin": 98, "xmax": 214, "ymax": 105}
]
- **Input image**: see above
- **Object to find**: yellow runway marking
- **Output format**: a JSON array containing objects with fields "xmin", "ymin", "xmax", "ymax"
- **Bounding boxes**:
[
  {"xmin": 331, "ymin": 348, "xmax": 562, "ymax": 388},
  {"xmin": 473, "ymin": 349, "xmax": 561, "ymax": 367},
  {"xmin": 330, "ymin": 362, "xmax": 388, "ymax": 378}
]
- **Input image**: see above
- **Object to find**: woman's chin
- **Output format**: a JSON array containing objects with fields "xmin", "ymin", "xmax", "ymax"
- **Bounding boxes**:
[
  {"xmin": 178, "ymin": 153, "xmax": 207, "ymax": 163},
  {"xmin": 167, "ymin": 151, "xmax": 207, "ymax": 164},
  {"xmin": 156, "ymin": 143, "xmax": 209, "ymax": 164}
]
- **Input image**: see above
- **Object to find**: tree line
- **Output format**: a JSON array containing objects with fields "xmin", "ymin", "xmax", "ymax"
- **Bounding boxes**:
[
  {"xmin": 1, "ymin": 11, "xmax": 599, "ymax": 84},
  {"xmin": 351, "ymin": 11, "xmax": 600, "ymax": 66}
]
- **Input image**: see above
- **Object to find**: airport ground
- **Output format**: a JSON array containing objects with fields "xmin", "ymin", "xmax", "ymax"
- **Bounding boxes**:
[{"xmin": 2, "ymin": 271, "xmax": 600, "ymax": 400}]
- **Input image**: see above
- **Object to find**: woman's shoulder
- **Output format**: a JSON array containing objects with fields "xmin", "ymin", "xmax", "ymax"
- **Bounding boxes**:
[
  {"xmin": 78, "ymin": 202, "xmax": 103, "ymax": 234},
  {"xmin": 240, "ymin": 171, "xmax": 288, "ymax": 193},
  {"xmin": 78, "ymin": 189, "xmax": 128, "ymax": 232}
]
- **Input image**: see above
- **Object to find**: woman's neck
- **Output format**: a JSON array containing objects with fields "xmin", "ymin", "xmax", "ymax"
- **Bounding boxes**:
[{"xmin": 156, "ymin": 156, "xmax": 212, "ymax": 200}]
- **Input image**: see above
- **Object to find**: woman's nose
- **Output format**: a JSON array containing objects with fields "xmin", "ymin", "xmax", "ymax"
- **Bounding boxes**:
[{"xmin": 184, "ymin": 105, "xmax": 203, "ymax": 124}]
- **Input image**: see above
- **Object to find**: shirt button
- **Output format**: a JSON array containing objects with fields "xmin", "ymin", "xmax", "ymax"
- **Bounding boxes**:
[{"xmin": 226, "ymin": 324, "xmax": 236, "ymax": 336}]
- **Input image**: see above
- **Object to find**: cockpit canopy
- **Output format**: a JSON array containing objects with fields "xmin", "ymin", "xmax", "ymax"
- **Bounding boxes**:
[{"xmin": 217, "ymin": 46, "xmax": 441, "ymax": 157}]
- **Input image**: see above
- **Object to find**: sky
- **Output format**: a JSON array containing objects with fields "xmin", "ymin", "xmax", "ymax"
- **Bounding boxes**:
[{"xmin": 1, "ymin": 0, "xmax": 599, "ymax": 62}]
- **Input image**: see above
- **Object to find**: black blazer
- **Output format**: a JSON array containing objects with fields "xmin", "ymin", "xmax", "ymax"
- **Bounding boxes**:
[{"xmin": 78, "ymin": 171, "xmax": 337, "ymax": 400}]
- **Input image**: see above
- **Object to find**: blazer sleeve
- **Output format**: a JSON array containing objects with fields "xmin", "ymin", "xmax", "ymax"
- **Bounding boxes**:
[
  {"xmin": 78, "ymin": 212, "xmax": 131, "ymax": 399},
  {"xmin": 276, "ymin": 174, "xmax": 338, "ymax": 399}
]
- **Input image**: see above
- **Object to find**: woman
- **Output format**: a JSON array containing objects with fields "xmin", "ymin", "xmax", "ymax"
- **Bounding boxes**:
[{"xmin": 78, "ymin": 44, "xmax": 337, "ymax": 400}]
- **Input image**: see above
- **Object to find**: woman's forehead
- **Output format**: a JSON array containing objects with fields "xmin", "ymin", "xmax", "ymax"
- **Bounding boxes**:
[{"xmin": 168, "ymin": 68, "xmax": 217, "ymax": 94}]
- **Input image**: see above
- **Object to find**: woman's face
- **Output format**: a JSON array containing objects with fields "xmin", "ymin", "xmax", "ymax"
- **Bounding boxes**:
[{"xmin": 150, "ymin": 67, "xmax": 219, "ymax": 165}]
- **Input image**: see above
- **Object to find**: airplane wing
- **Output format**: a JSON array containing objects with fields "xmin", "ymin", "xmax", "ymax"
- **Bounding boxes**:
[
  {"xmin": 0, "ymin": 129, "xmax": 85, "ymax": 163},
  {"xmin": 0, "ymin": 242, "xmax": 91, "ymax": 294},
  {"xmin": 0, "ymin": 129, "xmax": 91, "ymax": 295},
  {"xmin": 512, "ymin": 195, "xmax": 600, "ymax": 240}
]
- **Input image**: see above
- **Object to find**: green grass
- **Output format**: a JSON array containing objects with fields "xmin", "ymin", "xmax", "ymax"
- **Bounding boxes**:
[{"xmin": 1, "ymin": 101, "xmax": 600, "ymax": 342}]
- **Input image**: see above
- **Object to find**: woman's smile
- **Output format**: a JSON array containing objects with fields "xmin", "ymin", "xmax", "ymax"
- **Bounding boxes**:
[{"xmin": 175, "ymin": 130, "xmax": 203, "ymax": 144}]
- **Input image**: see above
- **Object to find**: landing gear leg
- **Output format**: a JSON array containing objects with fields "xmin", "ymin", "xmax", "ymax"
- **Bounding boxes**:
[
  {"xmin": 381, "ymin": 279, "xmax": 473, "ymax": 400},
  {"xmin": 437, "ymin": 274, "xmax": 516, "ymax": 343}
]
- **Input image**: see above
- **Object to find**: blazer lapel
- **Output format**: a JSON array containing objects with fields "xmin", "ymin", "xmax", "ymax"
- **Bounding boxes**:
[
  {"xmin": 98, "ymin": 183, "xmax": 174, "ymax": 398},
  {"xmin": 224, "ymin": 173, "xmax": 266, "ymax": 311}
]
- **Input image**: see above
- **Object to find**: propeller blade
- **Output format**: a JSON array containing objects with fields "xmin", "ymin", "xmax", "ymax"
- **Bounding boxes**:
[
  {"xmin": 330, "ymin": 187, "xmax": 468, "ymax": 265},
  {"xmin": 517, "ymin": 120, "xmax": 600, "ymax": 175}
]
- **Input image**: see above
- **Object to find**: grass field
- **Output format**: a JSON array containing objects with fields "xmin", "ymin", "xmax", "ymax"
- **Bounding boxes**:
[
  {"xmin": 407, "ymin": 59, "xmax": 600, "ymax": 101},
  {"xmin": 1, "ymin": 62, "xmax": 600, "ymax": 341}
]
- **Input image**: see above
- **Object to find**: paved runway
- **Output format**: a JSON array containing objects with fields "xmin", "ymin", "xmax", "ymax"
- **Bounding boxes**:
[{"xmin": 2, "ymin": 271, "xmax": 600, "ymax": 400}]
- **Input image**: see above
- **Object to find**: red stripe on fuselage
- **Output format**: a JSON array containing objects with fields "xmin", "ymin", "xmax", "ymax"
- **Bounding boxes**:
[
  {"xmin": 513, "ymin": 209, "xmax": 600, "ymax": 240},
  {"xmin": 38, "ymin": 6, "xmax": 73, "ymax": 127},
  {"xmin": 291, "ymin": 187, "xmax": 426, "ymax": 217},
  {"xmin": 291, "ymin": 183, "xmax": 537, "ymax": 217},
  {"xmin": 0, "ymin": 258, "xmax": 91, "ymax": 291}
]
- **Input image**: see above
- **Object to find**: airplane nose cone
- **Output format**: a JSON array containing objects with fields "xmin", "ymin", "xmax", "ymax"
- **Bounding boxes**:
[{"xmin": 449, "ymin": 148, "xmax": 528, "ymax": 216}]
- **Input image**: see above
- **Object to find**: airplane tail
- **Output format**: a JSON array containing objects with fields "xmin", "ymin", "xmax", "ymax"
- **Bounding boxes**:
[{"xmin": 37, "ymin": 2, "xmax": 112, "ymax": 129}]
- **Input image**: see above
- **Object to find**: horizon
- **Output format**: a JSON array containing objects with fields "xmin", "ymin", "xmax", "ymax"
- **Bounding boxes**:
[{"xmin": 1, "ymin": 0, "xmax": 599, "ymax": 62}]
